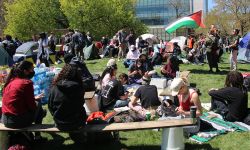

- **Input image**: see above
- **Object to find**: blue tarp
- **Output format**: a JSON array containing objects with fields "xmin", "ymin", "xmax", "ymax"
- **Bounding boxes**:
[{"xmin": 238, "ymin": 32, "xmax": 250, "ymax": 63}]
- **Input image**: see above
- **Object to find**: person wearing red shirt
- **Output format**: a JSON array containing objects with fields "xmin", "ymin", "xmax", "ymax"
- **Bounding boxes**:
[
  {"xmin": 1, "ymin": 61, "xmax": 46, "ymax": 140},
  {"xmin": 170, "ymin": 77, "xmax": 202, "ymax": 117},
  {"xmin": 161, "ymin": 55, "xmax": 180, "ymax": 79}
]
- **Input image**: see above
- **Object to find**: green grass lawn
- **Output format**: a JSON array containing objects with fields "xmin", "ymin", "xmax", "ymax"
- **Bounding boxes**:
[{"xmin": 22, "ymin": 53, "xmax": 250, "ymax": 149}]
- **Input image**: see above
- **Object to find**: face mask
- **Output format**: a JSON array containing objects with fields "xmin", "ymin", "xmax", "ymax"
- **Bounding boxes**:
[{"xmin": 27, "ymin": 71, "xmax": 35, "ymax": 79}]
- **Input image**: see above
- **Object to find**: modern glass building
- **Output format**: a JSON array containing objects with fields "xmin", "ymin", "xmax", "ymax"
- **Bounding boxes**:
[{"xmin": 135, "ymin": 0, "xmax": 208, "ymax": 40}]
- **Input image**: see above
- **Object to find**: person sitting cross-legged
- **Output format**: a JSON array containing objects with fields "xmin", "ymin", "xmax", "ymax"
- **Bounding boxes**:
[
  {"xmin": 128, "ymin": 59, "xmax": 146, "ymax": 84},
  {"xmin": 100, "ymin": 73, "xmax": 130, "ymax": 112},
  {"xmin": 129, "ymin": 76, "xmax": 161, "ymax": 111}
]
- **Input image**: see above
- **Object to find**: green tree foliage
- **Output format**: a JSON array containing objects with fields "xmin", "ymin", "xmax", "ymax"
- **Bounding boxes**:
[
  {"xmin": 0, "ymin": 0, "xmax": 13, "ymax": 36},
  {"xmin": 204, "ymin": 0, "xmax": 250, "ymax": 36},
  {"xmin": 60, "ymin": 0, "xmax": 147, "ymax": 39},
  {"xmin": 4, "ymin": 0, "xmax": 65, "ymax": 40},
  {"xmin": 203, "ymin": 9, "xmax": 232, "ymax": 35}
]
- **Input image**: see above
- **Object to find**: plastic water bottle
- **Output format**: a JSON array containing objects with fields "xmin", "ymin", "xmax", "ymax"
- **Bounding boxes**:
[{"xmin": 176, "ymin": 71, "xmax": 180, "ymax": 78}]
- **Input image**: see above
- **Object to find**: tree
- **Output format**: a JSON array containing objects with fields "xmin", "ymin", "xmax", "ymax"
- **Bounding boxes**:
[
  {"xmin": 203, "ymin": 9, "xmax": 232, "ymax": 35},
  {"xmin": 4, "ymin": 0, "xmax": 65, "ymax": 40},
  {"xmin": 60, "ymin": 0, "xmax": 147, "ymax": 39},
  {"xmin": 0, "ymin": 0, "xmax": 13, "ymax": 37},
  {"xmin": 168, "ymin": 0, "xmax": 188, "ymax": 19},
  {"xmin": 214, "ymin": 0, "xmax": 250, "ymax": 35}
]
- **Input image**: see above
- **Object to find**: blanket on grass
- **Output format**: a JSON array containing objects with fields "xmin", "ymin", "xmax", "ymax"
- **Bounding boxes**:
[{"xmin": 190, "ymin": 112, "xmax": 250, "ymax": 143}]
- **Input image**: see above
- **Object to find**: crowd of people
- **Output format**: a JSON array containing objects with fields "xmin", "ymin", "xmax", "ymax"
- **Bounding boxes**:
[{"xmin": 0, "ymin": 25, "xmax": 249, "ymax": 148}]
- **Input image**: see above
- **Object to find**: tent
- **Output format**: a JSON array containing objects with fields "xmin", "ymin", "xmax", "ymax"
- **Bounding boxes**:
[
  {"xmin": 238, "ymin": 32, "xmax": 250, "ymax": 63},
  {"xmin": 83, "ymin": 44, "xmax": 101, "ymax": 60},
  {"xmin": 169, "ymin": 36, "xmax": 187, "ymax": 50},
  {"xmin": 0, "ymin": 44, "xmax": 12, "ymax": 66},
  {"xmin": 136, "ymin": 34, "xmax": 159, "ymax": 47}
]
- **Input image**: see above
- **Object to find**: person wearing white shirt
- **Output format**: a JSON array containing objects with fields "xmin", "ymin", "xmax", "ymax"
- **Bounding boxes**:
[{"xmin": 124, "ymin": 45, "xmax": 140, "ymax": 68}]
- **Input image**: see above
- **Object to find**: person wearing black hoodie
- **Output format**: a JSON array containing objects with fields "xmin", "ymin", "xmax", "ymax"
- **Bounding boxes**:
[
  {"xmin": 48, "ymin": 63, "xmax": 87, "ymax": 131},
  {"xmin": 209, "ymin": 71, "xmax": 248, "ymax": 122}
]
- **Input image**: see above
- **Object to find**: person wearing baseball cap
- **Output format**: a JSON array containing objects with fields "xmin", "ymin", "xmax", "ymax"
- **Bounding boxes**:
[
  {"xmin": 100, "ymin": 58, "xmax": 118, "ymax": 88},
  {"xmin": 170, "ymin": 78, "xmax": 202, "ymax": 117}
]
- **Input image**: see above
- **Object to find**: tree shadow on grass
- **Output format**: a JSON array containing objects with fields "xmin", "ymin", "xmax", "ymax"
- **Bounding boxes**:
[
  {"xmin": 33, "ymin": 135, "xmax": 161, "ymax": 150},
  {"xmin": 33, "ymin": 133, "xmax": 66, "ymax": 150},
  {"xmin": 34, "ymin": 140, "xmax": 131, "ymax": 150},
  {"xmin": 189, "ymin": 69, "xmax": 228, "ymax": 75},
  {"xmin": 217, "ymin": 66, "xmax": 250, "ymax": 72},
  {"xmin": 185, "ymin": 143, "xmax": 220, "ymax": 150}
]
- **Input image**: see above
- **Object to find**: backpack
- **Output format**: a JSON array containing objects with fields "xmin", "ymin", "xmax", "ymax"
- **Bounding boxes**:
[
  {"xmin": 70, "ymin": 57, "xmax": 95, "ymax": 91},
  {"xmin": 86, "ymin": 111, "xmax": 114, "ymax": 143}
]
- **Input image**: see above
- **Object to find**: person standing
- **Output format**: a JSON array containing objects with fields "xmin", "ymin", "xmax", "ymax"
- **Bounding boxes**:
[
  {"xmin": 86, "ymin": 31, "xmax": 93, "ymax": 47},
  {"xmin": 37, "ymin": 32, "xmax": 50, "ymax": 67},
  {"xmin": 205, "ymin": 30, "xmax": 220, "ymax": 72},
  {"xmin": 187, "ymin": 35, "xmax": 195, "ymax": 53},
  {"xmin": 227, "ymin": 29, "xmax": 240, "ymax": 71},
  {"xmin": 72, "ymin": 29, "xmax": 85, "ymax": 60},
  {"xmin": 117, "ymin": 28, "xmax": 127, "ymax": 61},
  {"xmin": 2, "ymin": 35, "xmax": 17, "ymax": 58},
  {"xmin": 126, "ymin": 29, "xmax": 136, "ymax": 47}
]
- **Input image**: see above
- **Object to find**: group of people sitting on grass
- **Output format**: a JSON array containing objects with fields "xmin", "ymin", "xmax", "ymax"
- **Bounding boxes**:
[{"xmin": 1, "ymin": 56, "xmax": 249, "ymax": 145}]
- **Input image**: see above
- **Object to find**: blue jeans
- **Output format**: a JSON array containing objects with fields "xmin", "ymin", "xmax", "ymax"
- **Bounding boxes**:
[
  {"xmin": 114, "ymin": 100, "xmax": 129, "ymax": 108},
  {"xmin": 123, "ymin": 59, "xmax": 135, "ymax": 68}
]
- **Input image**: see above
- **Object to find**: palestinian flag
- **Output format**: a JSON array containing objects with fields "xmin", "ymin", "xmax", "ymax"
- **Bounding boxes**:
[{"xmin": 165, "ymin": 10, "xmax": 205, "ymax": 34}]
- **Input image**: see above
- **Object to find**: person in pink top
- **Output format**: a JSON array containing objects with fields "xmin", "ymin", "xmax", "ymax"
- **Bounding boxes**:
[
  {"xmin": 170, "ymin": 77, "xmax": 202, "ymax": 117},
  {"xmin": 100, "ymin": 59, "xmax": 117, "ymax": 88}
]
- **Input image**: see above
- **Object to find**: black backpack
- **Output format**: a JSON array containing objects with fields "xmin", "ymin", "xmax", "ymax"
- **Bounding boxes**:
[{"xmin": 70, "ymin": 57, "xmax": 95, "ymax": 91}]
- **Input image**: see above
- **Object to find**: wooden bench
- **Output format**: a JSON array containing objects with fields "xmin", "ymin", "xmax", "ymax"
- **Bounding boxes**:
[{"xmin": 0, "ymin": 118, "xmax": 196, "ymax": 150}]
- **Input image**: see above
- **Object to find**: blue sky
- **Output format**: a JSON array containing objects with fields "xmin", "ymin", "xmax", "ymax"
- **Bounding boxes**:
[{"xmin": 208, "ymin": 0, "xmax": 216, "ymax": 11}]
